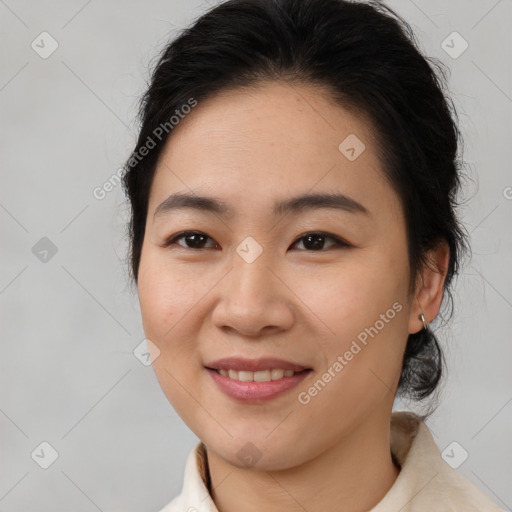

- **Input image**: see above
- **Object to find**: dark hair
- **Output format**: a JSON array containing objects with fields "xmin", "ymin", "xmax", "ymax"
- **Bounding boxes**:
[{"xmin": 122, "ymin": 0, "xmax": 469, "ymax": 406}]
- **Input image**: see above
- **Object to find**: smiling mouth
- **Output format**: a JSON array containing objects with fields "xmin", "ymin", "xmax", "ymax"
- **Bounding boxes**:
[
  {"xmin": 205, "ymin": 365, "xmax": 312, "ymax": 403},
  {"xmin": 207, "ymin": 368, "xmax": 311, "ymax": 382}
]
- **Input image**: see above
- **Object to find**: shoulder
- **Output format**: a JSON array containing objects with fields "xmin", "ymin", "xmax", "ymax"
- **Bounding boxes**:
[
  {"xmin": 154, "ymin": 442, "xmax": 216, "ymax": 512},
  {"xmin": 380, "ymin": 411, "xmax": 505, "ymax": 511},
  {"xmin": 155, "ymin": 495, "xmax": 185, "ymax": 512}
]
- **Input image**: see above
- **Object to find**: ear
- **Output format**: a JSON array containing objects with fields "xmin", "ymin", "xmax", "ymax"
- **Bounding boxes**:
[{"xmin": 408, "ymin": 239, "xmax": 450, "ymax": 334}]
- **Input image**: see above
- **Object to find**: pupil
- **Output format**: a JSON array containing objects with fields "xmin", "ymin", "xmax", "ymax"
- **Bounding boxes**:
[
  {"xmin": 187, "ymin": 233, "xmax": 206, "ymax": 248},
  {"xmin": 305, "ymin": 235, "xmax": 324, "ymax": 250}
]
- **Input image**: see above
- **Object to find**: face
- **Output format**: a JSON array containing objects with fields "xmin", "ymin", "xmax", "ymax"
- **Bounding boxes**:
[{"xmin": 137, "ymin": 81, "xmax": 416, "ymax": 470}]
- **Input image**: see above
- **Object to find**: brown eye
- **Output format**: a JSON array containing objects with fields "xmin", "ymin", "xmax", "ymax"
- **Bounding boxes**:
[
  {"xmin": 165, "ymin": 231, "xmax": 219, "ymax": 249},
  {"xmin": 291, "ymin": 232, "xmax": 350, "ymax": 251}
]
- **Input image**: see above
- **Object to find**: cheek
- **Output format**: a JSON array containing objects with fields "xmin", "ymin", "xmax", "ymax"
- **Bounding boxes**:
[
  {"xmin": 293, "ymin": 257, "xmax": 407, "ymax": 343},
  {"xmin": 293, "ymin": 252, "xmax": 409, "ymax": 400},
  {"xmin": 137, "ymin": 252, "xmax": 208, "ymax": 424},
  {"xmin": 137, "ymin": 251, "xmax": 207, "ymax": 341}
]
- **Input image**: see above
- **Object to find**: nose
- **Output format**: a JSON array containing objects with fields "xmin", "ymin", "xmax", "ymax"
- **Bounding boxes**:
[{"xmin": 211, "ymin": 249, "xmax": 295, "ymax": 338}]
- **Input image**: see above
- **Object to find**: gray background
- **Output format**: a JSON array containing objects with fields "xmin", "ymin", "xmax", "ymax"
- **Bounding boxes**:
[{"xmin": 1, "ymin": 0, "xmax": 511, "ymax": 510}]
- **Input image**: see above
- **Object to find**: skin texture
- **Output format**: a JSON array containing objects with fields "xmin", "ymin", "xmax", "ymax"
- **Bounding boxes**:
[{"xmin": 137, "ymin": 81, "xmax": 449, "ymax": 512}]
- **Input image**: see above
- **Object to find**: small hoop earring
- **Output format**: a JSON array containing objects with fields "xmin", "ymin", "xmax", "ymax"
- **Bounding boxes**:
[{"xmin": 419, "ymin": 313, "xmax": 429, "ymax": 331}]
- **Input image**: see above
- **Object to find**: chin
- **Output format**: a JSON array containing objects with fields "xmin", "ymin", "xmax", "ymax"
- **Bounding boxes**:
[{"xmin": 206, "ymin": 434, "xmax": 308, "ymax": 471}]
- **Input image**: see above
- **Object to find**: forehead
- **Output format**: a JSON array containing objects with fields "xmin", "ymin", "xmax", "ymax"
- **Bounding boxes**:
[
  {"xmin": 148, "ymin": 81, "xmax": 401, "ymax": 222},
  {"xmin": 159, "ymin": 81, "xmax": 376, "ymax": 162}
]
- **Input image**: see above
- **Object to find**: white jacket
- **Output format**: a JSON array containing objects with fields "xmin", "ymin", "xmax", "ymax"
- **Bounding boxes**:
[{"xmin": 158, "ymin": 411, "xmax": 504, "ymax": 511}]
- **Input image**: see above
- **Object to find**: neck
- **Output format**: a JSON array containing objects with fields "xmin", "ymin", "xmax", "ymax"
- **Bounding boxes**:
[{"xmin": 206, "ymin": 411, "xmax": 400, "ymax": 512}]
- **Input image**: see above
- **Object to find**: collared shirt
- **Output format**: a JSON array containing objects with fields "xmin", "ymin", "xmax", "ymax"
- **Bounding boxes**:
[{"xmin": 158, "ymin": 411, "xmax": 504, "ymax": 511}]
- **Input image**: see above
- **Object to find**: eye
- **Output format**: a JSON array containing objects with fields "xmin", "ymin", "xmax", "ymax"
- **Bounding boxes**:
[
  {"xmin": 164, "ymin": 231, "xmax": 219, "ymax": 249},
  {"xmin": 164, "ymin": 230, "xmax": 350, "ymax": 251},
  {"xmin": 290, "ymin": 232, "xmax": 350, "ymax": 251}
]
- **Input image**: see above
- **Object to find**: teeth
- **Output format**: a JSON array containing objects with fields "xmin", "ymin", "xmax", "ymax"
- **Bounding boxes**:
[
  {"xmin": 238, "ymin": 371, "xmax": 253, "ymax": 382},
  {"xmin": 217, "ymin": 368, "xmax": 298, "ymax": 382},
  {"xmin": 271, "ymin": 369, "xmax": 284, "ymax": 380}
]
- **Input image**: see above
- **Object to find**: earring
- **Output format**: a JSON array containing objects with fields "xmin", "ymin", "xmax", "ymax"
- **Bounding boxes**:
[{"xmin": 419, "ymin": 313, "xmax": 429, "ymax": 331}]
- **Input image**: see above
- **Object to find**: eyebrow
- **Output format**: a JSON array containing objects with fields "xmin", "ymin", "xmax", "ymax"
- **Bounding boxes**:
[{"xmin": 153, "ymin": 191, "xmax": 370, "ymax": 219}]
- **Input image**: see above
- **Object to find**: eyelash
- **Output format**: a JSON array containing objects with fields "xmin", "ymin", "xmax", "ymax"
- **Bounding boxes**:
[{"xmin": 163, "ymin": 231, "xmax": 351, "ymax": 251}]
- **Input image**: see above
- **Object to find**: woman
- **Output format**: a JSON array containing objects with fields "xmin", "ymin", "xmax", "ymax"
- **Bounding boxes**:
[{"xmin": 122, "ymin": 0, "xmax": 503, "ymax": 510}]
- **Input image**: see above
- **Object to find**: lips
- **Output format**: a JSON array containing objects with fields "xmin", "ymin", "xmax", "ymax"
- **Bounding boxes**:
[{"xmin": 204, "ymin": 357, "xmax": 312, "ymax": 402}]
